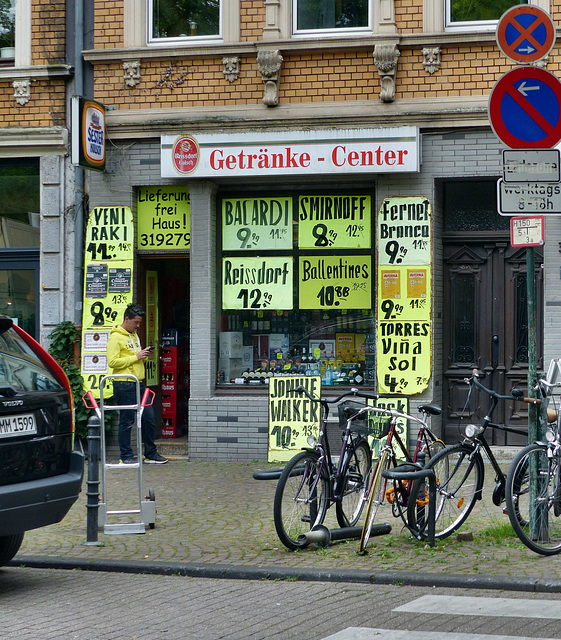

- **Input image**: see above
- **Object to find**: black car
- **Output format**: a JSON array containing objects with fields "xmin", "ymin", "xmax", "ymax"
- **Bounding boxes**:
[{"xmin": 0, "ymin": 316, "xmax": 84, "ymax": 566}]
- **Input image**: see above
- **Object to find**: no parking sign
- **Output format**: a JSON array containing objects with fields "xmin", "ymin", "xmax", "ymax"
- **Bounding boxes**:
[{"xmin": 497, "ymin": 5, "xmax": 555, "ymax": 64}]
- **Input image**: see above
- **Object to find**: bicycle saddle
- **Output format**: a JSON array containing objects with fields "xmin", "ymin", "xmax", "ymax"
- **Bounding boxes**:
[{"xmin": 418, "ymin": 403, "xmax": 441, "ymax": 416}]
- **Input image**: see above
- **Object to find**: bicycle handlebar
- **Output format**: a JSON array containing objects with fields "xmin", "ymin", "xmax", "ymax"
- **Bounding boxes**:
[
  {"xmin": 467, "ymin": 369, "xmax": 541, "ymax": 405},
  {"xmin": 293, "ymin": 385, "xmax": 378, "ymax": 405}
]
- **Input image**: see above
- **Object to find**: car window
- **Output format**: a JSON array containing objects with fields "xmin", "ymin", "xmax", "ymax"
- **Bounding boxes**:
[{"xmin": 0, "ymin": 328, "xmax": 63, "ymax": 392}]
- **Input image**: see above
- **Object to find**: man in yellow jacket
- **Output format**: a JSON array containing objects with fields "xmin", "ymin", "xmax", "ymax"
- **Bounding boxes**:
[{"xmin": 107, "ymin": 304, "xmax": 168, "ymax": 464}]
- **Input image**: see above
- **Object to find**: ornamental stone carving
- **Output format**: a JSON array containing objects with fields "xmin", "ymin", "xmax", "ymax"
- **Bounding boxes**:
[
  {"xmin": 373, "ymin": 44, "xmax": 400, "ymax": 103},
  {"xmin": 223, "ymin": 56, "xmax": 240, "ymax": 82},
  {"xmin": 422, "ymin": 47, "xmax": 441, "ymax": 75},
  {"xmin": 13, "ymin": 79, "xmax": 30, "ymax": 105},
  {"xmin": 123, "ymin": 60, "xmax": 141, "ymax": 87},
  {"xmin": 257, "ymin": 49, "xmax": 283, "ymax": 107}
]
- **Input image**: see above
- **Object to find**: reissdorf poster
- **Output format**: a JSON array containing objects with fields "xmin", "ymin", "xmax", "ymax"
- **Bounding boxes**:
[{"xmin": 376, "ymin": 196, "xmax": 432, "ymax": 395}]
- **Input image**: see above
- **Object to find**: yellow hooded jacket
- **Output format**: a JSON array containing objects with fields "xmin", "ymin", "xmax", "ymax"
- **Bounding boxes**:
[{"xmin": 106, "ymin": 323, "xmax": 145, "ymax": 381}]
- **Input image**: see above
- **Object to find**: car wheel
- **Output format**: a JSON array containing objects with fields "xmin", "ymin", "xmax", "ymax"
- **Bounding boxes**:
[{"xmin": 0, "ymin": 533, "xmax": 24, "ymax": 566}]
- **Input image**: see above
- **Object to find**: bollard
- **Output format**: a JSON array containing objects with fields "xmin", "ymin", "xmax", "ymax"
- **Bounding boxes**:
[{"xmin": 83, "ymin": 414, "xmax": 104, "ymax": 546}]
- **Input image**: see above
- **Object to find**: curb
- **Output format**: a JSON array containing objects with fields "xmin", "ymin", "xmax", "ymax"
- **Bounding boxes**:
[{"xmin": 10, "ymin": 556, "xmax": 561, "ymax": 593}]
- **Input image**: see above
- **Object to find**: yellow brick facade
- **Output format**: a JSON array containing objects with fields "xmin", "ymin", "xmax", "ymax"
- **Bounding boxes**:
[
  {"xmin": 31, "ymin": 0, "xmax": 66, "ymax": 66},
  {"xmin": 95, "ymin": 0, "xmax": 125, "ymax": 49},
  {"xmin": 240, "ymin": 0, "xmax": 266, "ymax": 42}
]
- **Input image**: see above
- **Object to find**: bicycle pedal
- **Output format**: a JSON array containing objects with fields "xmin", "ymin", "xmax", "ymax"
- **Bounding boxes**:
[
  {"xmin": 301, "ymin": 515, "xmax": 311, "ymax": 523},
  {"xmin": 347, "ymin": 472, "xmax": 363, "ymax": 483}
]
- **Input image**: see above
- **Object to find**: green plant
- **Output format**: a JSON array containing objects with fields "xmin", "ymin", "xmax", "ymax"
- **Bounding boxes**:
[{"xmin": 47, "ymin": 321, "xmax": 106, "ymax": 440}]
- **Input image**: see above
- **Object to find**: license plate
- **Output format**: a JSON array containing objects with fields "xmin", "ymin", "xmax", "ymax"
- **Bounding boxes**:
[{"xmin": 0, "ymin": 413, "xmax": 37, "ymax": 438}]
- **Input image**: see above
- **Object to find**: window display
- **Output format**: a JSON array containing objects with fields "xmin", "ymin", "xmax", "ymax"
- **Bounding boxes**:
[{"xmin": 218, "ymin": 192, "xmax": 375, "ymax": 388}]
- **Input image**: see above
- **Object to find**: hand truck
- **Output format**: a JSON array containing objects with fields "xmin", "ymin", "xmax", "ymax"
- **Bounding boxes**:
[{"xmin": 82, "ymin": 374, "xmax": 156, "ymax": 534}]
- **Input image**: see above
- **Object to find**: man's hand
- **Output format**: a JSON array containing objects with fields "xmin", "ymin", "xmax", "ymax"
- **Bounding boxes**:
[{"xmin": 137, "ymin": 347, "xmax": 152, "ymax": 360}]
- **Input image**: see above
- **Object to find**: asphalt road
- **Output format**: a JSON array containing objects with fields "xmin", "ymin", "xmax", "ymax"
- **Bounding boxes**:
[{"xmin": 2, "ymin": 566, "xmax": 561, "ymax": 640}]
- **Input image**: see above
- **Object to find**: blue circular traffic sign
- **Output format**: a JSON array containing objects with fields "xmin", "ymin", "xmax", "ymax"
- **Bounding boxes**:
[
  {"xmin": 497, "ymin": 5, "xmax": 555, "ymax": 63},
  {"xmin": 489, "ymin": 66, "xmax": 561, "ymax": 149}
]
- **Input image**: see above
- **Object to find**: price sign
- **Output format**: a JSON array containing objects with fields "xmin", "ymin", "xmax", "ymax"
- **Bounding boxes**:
[
  {"xmin": 222, "ymin": 197, "xmax": 292, "ymax": 250},
  {"xmin": 378, "ymin": 197, "xmax": 431, "ymax": 265},
  {"xmin": 222, "ymin": 256, "xmax": 293, "ymax": 310},
  {"xmin": 81, "ymin": 207, "xmax": 135, "ymax": 397},
  {"xmin": 137, "ymin": 186, "xmax": 190, "ymax": 250},
  {"xmin": 298, "ymin": 255, "xmax": 371, "ymax": 309},
  {"xmin": 298, "ymin": 195, "xmax": 371, "ymax": 249},
  {"xmin": 268, "ymin": 375, "xmax": 322, "ymax": 462}
]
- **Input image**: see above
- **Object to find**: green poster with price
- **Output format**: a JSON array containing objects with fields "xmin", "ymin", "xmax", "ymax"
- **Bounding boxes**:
[
  {"xmin": 222, "ymin": 256, "xmax": 293, "ymax": 309},
  {"xmin": 298, "ymin": 195, "xmax": 371, "ymax": 249},
  {"xmin": 299, "ymin": 255, "xmax": 371, "ymax": 309},
  {"xmin": 222, "ymin": 197, "xmax": 292, "ymax": 250},
  {"xmin": 81, "ymin": 206, "xmax": 135, "ymax": 397}
]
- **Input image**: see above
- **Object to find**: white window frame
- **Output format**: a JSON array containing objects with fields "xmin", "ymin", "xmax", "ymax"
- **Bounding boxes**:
[
  {"xmin": 291, "ymin": 0, "xmax": 373, "ymax": 38},
  {"xmin": 12, "ymin": 0, "xmax": 31, "ymax": 67},
  {"xmin": 147, "ymin": 0, "xmax": 223, "ymax": 45},
  {"xmin": 424, "ymin": 0, "xmax": 549, "ymax": 33},
  {"xmin": 443, "ymin": 0, "xmax": 550, "ymax": 33}
]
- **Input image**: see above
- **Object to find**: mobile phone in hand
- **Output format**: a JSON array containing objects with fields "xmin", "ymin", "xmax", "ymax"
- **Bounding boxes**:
[{"xmin": 148, "ymin": 345, "xmax": 155, "ymax": 351}]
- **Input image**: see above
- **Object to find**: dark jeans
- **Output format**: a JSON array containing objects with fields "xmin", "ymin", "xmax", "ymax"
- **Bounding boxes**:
[{"xmin": 113, "ymin": 381, "xmax": 158, "ymax": 460}]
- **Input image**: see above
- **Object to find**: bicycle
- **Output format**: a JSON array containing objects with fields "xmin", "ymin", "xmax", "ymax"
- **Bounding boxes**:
[
  {"xmin": 273, "ymin": 386, "xmax": 380, "ymax": 550},
  {"xmin": 506, "ymin": 361, "xmax": 561, "ymax": 555},
  {"xmin": 358, "ymin": 402, "xmax": 444, "ymax": 553},
  {"xmin": 407, "ymin": 369, "xmax": 535, "ymax": 541}
]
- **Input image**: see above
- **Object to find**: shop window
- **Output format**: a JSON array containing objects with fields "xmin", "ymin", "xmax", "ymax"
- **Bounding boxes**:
[
  {"xmin": 446, "ymin": 0, "xmax": 519, "ymax": 31},
  {"xmin": 149, "ymin": 0, "xmax": 221, "ymax": 43},
  {"xmin": 0, "ymin": 159, "xmax": 40, "ymax": 248},
  {"xmin": 443, "ymin": 180, "xmax": 509, "ymax": 233},
  {"xmin": 293, "ymin": 0, "xmax": 370, "ymax": 35},
  {"xmin": 218, "ymin": 193, "xmax": 374, "ymax": 388}
]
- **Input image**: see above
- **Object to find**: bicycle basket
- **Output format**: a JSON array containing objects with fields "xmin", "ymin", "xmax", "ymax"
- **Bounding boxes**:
[{"xmin": 337, "ymin": 401, "xmax": 391, "ymax": 439}]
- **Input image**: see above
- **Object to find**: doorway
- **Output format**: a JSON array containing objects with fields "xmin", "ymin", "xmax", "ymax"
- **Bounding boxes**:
[
  {"xmin": 440, "ymin": 180, "xmax": 543, "ymax": 445},
  {"xmin": 138, "ymin": 255, "xmax": 190, "ymax": 436}
]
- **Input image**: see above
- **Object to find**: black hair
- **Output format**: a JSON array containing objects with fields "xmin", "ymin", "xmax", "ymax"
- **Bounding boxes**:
[{"xmin": 124, "ymin": 304, "xmax": 145, "ymax": 320}]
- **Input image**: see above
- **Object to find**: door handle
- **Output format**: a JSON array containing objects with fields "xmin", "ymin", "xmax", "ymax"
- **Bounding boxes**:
[{"xmin": 492, "ymin": 334, "xmax": 499, "ymax": 367}]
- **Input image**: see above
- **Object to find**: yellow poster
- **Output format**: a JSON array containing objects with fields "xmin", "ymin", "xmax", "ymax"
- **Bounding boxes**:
[
  {"xmin": 298, "ymin": 195, "xmax": 371, "ymax": 249},
  {"xmin": 378, "ymin": 196, "xmax": 431, "ymax": 265},
  {"xmin": 222, "ymin": 256, "xmax": 293, "ymax": 309},
  {"xmin": 376, "ymin": 197, "xmax": 432, "ymax": 395},
  {"xmin": 222, "ymin": 197, "xmax": 293, "ymax": 250},
  {"xmin": 137, "ymin": 186, "xmax": 190, "ymax": 250},
  {"xmin": 299, "ymin": 255, "xmax": 371, "ymax": 309},
  {"xmin": 268, "ymin": 375, "xmax": 322, "ymax": 462},
  {"xmin": 81, "ymin": 207, "xmax": 135, "ymax": 396}
]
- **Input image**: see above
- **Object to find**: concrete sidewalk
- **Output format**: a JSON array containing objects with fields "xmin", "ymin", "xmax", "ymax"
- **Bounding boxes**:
[{"xmin": 12, "ymin": 458, "xmax": 561, "ymax": 591}]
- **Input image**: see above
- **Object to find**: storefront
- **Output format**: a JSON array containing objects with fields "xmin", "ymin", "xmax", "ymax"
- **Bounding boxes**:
[{"xmin": 87, "ymin": 123, "xmax": 538, "ymax": 461}]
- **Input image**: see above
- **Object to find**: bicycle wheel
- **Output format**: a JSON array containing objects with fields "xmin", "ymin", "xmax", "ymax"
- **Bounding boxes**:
[
  {"xmin": 506, "ymin": 443, "xmax": 561, "ymax": 555},
  {"xmin": 359, "ymin": 449, "xmax": 390, "ymax": 553},
  {"xmin": 273, "ymin": 450, "xmax": 329, "ymax": 550},
  {"xmin": 336, "ymin": 438, "xmax": 372, "ymax": 528},
  {"xmin": 407, "ymin": 443, "xmax": 484, "ymax": 540}
]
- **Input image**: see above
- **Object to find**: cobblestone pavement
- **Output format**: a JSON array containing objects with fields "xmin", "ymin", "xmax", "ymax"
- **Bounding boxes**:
[{"xmin": 16, "ymin": 459, "xmax": 561, "ymax": 581}]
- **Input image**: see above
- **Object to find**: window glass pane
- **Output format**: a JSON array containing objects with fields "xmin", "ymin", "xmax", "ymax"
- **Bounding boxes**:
[
  {"xmin": 219, "ymin": 193, "xmax": 374, "ymax": 388},
  {"xmin": 443, "ymin": 180, "xmax": 509, "ymax": 233},
  {"xmin": 151, "ymin": 0, "xmax": 220, "ymax": 39},
  {"xmin": 0, "ymin": 325, "xmax": 62, "ymax": 391},
  {"xmin": 0, "ymin": 159, "xmax": 40, "ymax": 248},
  {"xmin": 449, "ymin": 0, "xmax": 518, "ymax": 23},
  {"xmin": 0, "ymin": 0, "xmax": 15, "ymax": 50},
  {"xmin": 0, "ymin": 270, "xmax": 36, "ymax": 337},
  {"xmin": 297, "ymin": 0, "xmax": 368, "ymax": 30}
]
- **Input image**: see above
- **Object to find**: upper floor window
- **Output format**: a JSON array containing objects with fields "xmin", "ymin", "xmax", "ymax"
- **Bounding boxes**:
[
  {"xmin": 149, "ymin": 0, "xmax": 221, "ymax": 43},
  {"xmin": 294, "ymin": 0, "xmax": 370, "ymax": 35},
  {"xmin": 0, "ymin": 0, "xmax": 14, "ymax": 62},
  {"xmin": 446, "ymin": 0, "xmax": 520, "ymax": 31}
]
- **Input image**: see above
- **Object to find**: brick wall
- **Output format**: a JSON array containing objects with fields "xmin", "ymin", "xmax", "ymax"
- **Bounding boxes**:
[
  {"xmin": 31, "ymin": 0, "xmax": 66, "ymax": 65},
  {"xmin": 95, "ymin": 0, "xmax": 125, "ymax": 49},
  {"xmin": 0, "ymin": 79, "xmax": 66, "ymax": 127},
  {"xmin": 240, "ymin": 0, "xmax": 266, "ymax": 42}
]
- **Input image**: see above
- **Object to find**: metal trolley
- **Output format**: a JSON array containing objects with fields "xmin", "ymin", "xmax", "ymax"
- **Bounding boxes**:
[{"xmin": 83, "ymin": 374, "xmax": 156, "ymax": 534}]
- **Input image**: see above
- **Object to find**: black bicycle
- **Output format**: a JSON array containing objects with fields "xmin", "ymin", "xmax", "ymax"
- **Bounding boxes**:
[
  {"xmin": 407, "ymin": 369, "xmax": 534, "ymax": 540},
  {"xmin": 273, "ymin": 386, "xmax": 379, "ymax": 550}
]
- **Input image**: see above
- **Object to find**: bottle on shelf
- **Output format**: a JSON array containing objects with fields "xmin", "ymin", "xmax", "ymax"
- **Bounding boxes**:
[{"xmin": 325, "ymin": 363, "xmax": 333, "ymax": 385}]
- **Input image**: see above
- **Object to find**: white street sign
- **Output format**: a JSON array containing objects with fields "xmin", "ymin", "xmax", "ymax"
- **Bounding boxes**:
[
  {"xmin": 510, "ymin": 216, "xmax": 545, "ymax": 247},
  {"xmin": 497, "ymin": 179, "xmax": 561, "ymax": 215},
  {"xmin": 503, "ymin": 149, "xmax": 560, "ymax": 182}
]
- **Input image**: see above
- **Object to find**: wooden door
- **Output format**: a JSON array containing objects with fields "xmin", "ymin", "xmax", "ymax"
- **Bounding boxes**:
[{"xmin": 442, "ymin": 239, "xmax": 543, "ymax": 445}]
